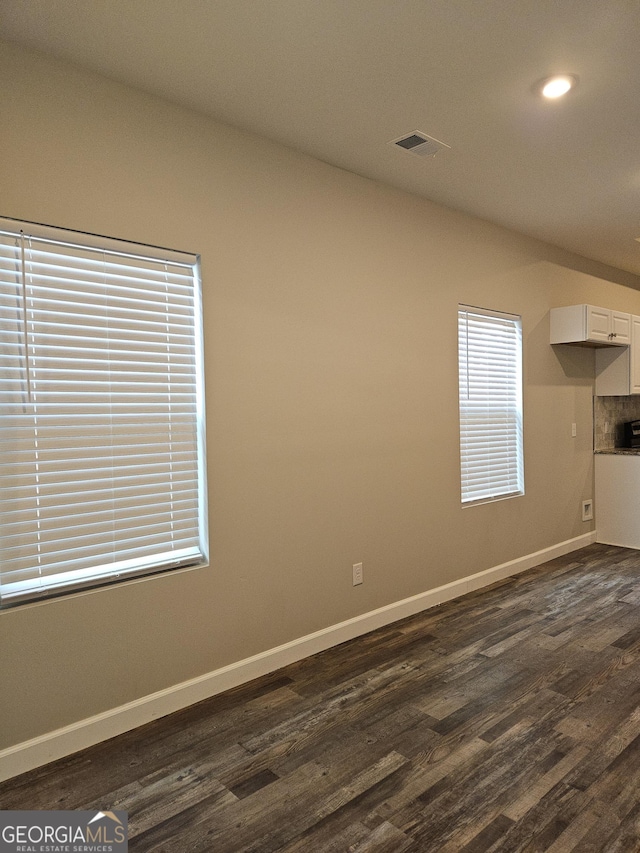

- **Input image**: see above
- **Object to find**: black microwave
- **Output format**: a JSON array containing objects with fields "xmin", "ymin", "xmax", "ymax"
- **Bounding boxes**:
[{"xmin": 623, "ymin": 420, "xmax": 640, "ymax": 447}]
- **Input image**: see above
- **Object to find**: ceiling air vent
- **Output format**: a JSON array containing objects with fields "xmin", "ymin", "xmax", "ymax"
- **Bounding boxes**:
[{"xmin": 390, "ymin": 131, "xmax": 451, "ymax": 158}]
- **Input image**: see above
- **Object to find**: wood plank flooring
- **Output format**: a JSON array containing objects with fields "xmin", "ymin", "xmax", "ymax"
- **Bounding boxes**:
[{"xmin": 2, "ymin": 542, "xmax": 640, "ymax": 852}]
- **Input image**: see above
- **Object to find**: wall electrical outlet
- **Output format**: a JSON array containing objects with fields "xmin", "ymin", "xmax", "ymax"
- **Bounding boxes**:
[
  {"xmin": 352, "ymin": 562, "xmax": 363, "ymax": 586},
  {"xmin": 582, "ymin": 500, "xmax": 593, "ymax": 522}
]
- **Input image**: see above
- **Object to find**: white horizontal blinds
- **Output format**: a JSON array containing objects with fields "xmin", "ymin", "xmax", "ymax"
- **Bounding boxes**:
[
  {"xmin": 0, "ymin": 233, "xmax": 24, "ymax": 406},
  {"xmin": 0, "ymin": 221, "xmax": 207, "ymax": 605},
  {"xmin": 458, "ymin": 305, "xmax": 524, "ymax": 504}
]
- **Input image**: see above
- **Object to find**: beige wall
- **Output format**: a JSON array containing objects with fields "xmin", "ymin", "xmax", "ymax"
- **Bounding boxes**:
[{"xmin": 2, "ymin": 41, "xmax": 640, "ymax": 750}]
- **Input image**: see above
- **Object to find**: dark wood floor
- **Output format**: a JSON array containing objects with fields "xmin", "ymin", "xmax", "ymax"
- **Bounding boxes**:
[{"xmin": 2, "ymin": 543, "xmax": 640, "ymax": 852}]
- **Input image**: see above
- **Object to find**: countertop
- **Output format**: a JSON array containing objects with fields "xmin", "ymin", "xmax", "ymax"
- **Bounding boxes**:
[{"xmin": 594, "ymin": 447, "xmax": 640, "ymax": 455}]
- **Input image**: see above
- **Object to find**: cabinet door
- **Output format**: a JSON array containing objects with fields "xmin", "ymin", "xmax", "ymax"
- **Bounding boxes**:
[
  {"xmin": 631, "ymin": 315, "xmax": 640, "ymax": 394},
  {"xmin": 611, "ymin": 310, "xmax": 631, "ymax": 344},
  {"xmin": 586, "ymin": 305, "xmax": 611, "ymax": 342}
]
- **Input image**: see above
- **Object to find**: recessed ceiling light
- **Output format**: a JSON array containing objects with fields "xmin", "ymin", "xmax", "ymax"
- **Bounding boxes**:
[{"xmin": 540, "ymin": 75, "xmax": 578, "ymax": 99}]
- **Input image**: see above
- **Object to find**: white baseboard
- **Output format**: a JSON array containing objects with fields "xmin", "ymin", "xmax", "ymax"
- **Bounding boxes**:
[{"xmin": 0, "ymin": 531, "xmax": 596, "ymax": 783}]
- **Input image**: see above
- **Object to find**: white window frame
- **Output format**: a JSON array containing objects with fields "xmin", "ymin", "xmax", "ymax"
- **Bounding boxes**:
[
  {"xmin": 458, "ymin": 304, "xmax": 524, "ymax": 506},
  {"xmin": 0, "ymin": 217, "xmax": 208, "ymax": 607}
]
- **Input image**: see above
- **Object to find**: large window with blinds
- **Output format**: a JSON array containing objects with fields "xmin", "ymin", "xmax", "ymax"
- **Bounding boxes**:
[
  {"xmin": 0, "ymin": 218, "xmax": 208, "ymax": 607},
  {"xmin": 458, "ymin": 305, "xmax": 524, "ymax": 505}
]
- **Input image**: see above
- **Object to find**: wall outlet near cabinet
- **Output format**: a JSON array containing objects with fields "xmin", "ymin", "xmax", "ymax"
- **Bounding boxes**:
[
  {"xmin": 582, "ymin": 500, "xmax": 594, "ymax": 522},
  {"xmin": 352, "ymin": 562, "xmax": 363, "ymax": 586}
]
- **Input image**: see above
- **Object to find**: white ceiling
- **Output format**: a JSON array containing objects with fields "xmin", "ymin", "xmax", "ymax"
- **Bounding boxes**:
[{"xmin": 2, "ymin": 0, "xmax": 640, "ymax": 277}]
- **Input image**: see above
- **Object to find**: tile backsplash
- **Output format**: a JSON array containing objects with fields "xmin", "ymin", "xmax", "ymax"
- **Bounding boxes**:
[{"xmin": 593, "ymin": 395, "xmax": 640, "ymax": 450}]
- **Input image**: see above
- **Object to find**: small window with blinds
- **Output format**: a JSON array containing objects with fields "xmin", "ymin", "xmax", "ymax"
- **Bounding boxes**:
[
  {"xmin": 458, "ymin": 305, "xmax": 524, "ymax": 506},
  {"xmin": 0, "ymin": 218, "xmax": 208, "ymax": 607}
]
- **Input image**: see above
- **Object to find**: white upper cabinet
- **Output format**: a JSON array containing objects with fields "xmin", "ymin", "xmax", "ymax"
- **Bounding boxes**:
[
  {"xmin": 596, "ymin": 315, "xmax": 640, "ymax": 395},
  {"xmin": 550, "ymin": 304, "xmax": 631, "ymax": 346},
  {"xmin": 631, "ymin": 317, "xmax": 640, "ymax": 394},
  {"xmin": 611, "ymin": 310, "xmax": 632, "ymax": 344}
]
